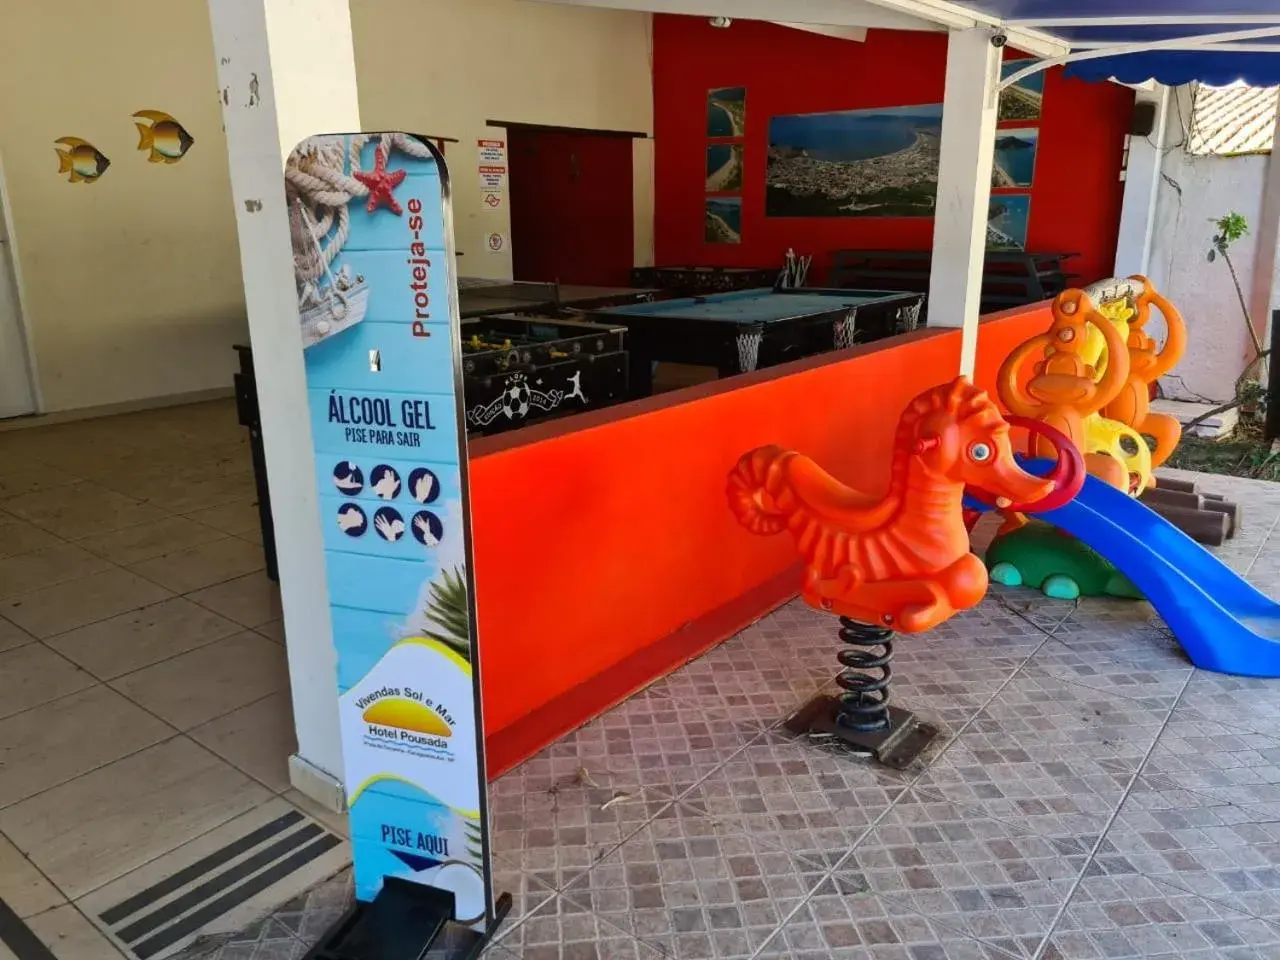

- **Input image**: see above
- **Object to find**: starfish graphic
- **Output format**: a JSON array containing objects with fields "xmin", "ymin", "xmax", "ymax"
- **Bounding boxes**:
[{"xmin": 354, "ymin": 143, "xmax": 406, "ymax": 215}]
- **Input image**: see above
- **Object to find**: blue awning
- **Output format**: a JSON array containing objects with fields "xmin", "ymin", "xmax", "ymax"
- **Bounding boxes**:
[
  {"xmin": 1065, "ymin": 51, "xmax": 1280, "ymax": 86},
  {"xmin": 944, "ymin": 0, "xmax": 1280, "ymax": 87}
]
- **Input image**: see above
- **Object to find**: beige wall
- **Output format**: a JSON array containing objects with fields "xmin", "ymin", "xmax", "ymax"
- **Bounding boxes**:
[
  {"xmin": 351, "ymin": 0, "xmax": 655, "ymax": 277},
  {"xmin": 0, "ymin": 0, "xmax": 654, "ymax": 414},
  {"xmin": 0, "ymin": 0, "xmax": 245, "ymax": 414}
]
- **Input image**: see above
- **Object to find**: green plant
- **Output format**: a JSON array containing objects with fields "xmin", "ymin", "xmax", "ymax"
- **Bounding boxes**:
[
  {"xmin": 1167, "ymin": 417, "xmax": 1280, "ymax": 482},
  {"xmin": 421, "ymin": 567, "xmax": 471, "ymax": 662},
  {"xmin": 1208, "ymin": 211, "xmax": 1249, "ymax": 259},
  {"xmin": 1185, "ymin": 212, "xmax": 1270, "ymax": 432}
]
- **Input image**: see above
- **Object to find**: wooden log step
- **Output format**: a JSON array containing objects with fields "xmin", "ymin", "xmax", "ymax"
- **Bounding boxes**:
[
  {"xmin": 1155, "ymin": 477, "xmax": 1197, "ymax": 493},
  {"xmin": 1140, "ymin": 488, "xmax": 1205, "ymax": 511},
  {"xmin": 1203, "ymin": 492, "xmax": 1225, "ymax": 502},
  {"xmin": 1202, "ymin": 498, "xmax": 1242, "ymax": 537},
  {"xmin": 1146, "ymin": 503, "xmax": 1230, "ymax": 546}
]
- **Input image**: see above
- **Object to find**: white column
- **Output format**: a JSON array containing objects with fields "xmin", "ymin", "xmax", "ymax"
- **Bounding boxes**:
[
  {"xmin": 928, "ymin": 27, "xmax": 1001, "ymax": 379},
  {"xmin": 633, "ymin": 138, "xmax": 656, "ymax": 269},
  {"xmin": 1114, "ymin": 85, "xmax": 1169, "ymax": 278},
  {"xmin": 207, "ymin": 0, "xmax": 360, "ymax": 806},
  {"xmin": 1248, "ymin": 105, "xmax": 1280, "ymax": 369}
]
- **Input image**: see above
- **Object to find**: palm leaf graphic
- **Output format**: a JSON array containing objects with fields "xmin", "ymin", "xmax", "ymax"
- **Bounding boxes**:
[
  {"xmin": 423, "ymin": 567, "xmax": 471, "ymax": 662},
  {"xmin": 465, "ymin": 819, "xmax": 484, "ymax": 865}
]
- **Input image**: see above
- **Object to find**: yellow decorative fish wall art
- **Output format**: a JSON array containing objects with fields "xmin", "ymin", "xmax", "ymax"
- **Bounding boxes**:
[
  {"xmin": 54, "ymin": 137, "xmax": 110, "ymax": 183},
  {"xmin": 133, "ymin": 110, "xmax": 195, "ymax": 164}
]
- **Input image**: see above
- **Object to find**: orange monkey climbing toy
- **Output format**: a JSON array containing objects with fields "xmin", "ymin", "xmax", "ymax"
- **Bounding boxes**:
[
  {"xmin": 997, "ymin": 288, "xmax": 1132, "ymax": 493},
  {"xmin": 1099, "ymin": 275, "xmax": 1187, "ymax": 469}
]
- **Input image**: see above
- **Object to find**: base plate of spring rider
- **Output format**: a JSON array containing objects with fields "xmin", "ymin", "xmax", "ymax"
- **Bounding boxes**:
[
  {"xmin": 784, "ymin": 698, "xmax": 938, "ymax": 770},
  {"xmin": 783, "ymin": 617, "xmax": 939, "ymax": 770}
]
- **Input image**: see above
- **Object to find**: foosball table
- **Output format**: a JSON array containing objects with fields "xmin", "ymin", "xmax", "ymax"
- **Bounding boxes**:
[{"xmin": 460, "ymin": 313, "xmax": 629, "ymax": 435}]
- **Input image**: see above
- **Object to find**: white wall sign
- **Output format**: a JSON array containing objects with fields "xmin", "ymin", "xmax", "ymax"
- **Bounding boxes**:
[{"xmin": 477, "ymin": 139, "xmax": 506, "ymax": 164}]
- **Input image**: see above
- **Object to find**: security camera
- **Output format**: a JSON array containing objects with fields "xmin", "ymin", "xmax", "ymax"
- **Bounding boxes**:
[
  {"xmin": 991, "ymin": 31, "xmax": 1008, "ymax": 47},
  {"xmin": 709, "ymin": 16, "xmax": 732, "ymax": 28}
]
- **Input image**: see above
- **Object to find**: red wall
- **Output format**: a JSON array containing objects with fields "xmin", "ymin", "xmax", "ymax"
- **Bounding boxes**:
[{"xmin": 652, "ymin": 16, "xmax": 1135, "ymax": 288}]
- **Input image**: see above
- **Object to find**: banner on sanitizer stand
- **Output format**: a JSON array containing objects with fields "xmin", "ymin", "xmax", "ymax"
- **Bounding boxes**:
[{"xmin": 288, "ymin": 132, "xmax": 494, "ymax": 930}]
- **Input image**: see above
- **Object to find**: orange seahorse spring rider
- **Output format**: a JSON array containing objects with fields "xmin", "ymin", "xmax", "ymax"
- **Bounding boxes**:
[
  {"xmin": 727, "ymin": 377, "xmax": 1083, "ymax": 634},
  {"xmin": 1099, "ymin": 275, "xmax": 1187, "ymax": 469}
]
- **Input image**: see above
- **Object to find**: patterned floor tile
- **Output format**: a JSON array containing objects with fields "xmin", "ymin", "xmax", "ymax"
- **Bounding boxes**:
[
  {"xmin": 488, "ymin": 688, "xmax": 759, "ymax": 879},
  {"xmin": 1043, "ymin": 873, "xmax": 1280, "ymax": 959},
  {"xmin": 915, "ymin": 672, "xmax": 1164, "ymax": 842},
  {"xmin": 1092, "ymin": 774, "xmax": 1280, "ymax": 924},
  {"xmin": 542, "ymin": 688, "xmax": 762, "ymax": 800},
  {"xmin": 488, "ymin": 755, "xmax": 670, "ymax": 884},
  {"xmin": 983, "ymin": 582, "xmax": 1078, "ymax": 634},
  {"xmin": 490, "ymin": 854, "xmax": 562, "ymax": 934},
  {"xmin": 982, "ymin": 669, "xmax": 1169, "ymax": 748},
  {"xmin": 248, "ymin": 872, "xmax": 352, "ymax": 947},
  {"xmin": 1244, "ymin": 523, "xmax": 1280, "ymax": 600},
  {"xmin": 731, "ymin": 603, "xmax": 848, "ymax": 682},
  {"xmin": 556, "ymin": 803, "xmax": 826, "ymax": 959},
  {"xmin": 1052, "ymin": 601, "xmax": 1188, "ymax": 671},
  {"xmin": 1028, "ymin": 643, "xmax": 1192, "ymax": 709},
  {"xmin": 651, "ymin": 633, "xmax": 832, "ymax": 731},
  {"xmin": 676, "ymin": 732, "xmax": 910, "ymax": 869},
  {"xmin": 174, "ymin": 866, "xmax": 550, "ymax": 960},
  {"xmin": 1175, "ymin": 670, "xmax": 1280, "ymax": 743},
  {"xmin": 842, "ymin": 790, "xmax": 1090, "ymax": 959},
  {"xmin": 920, "ymin": 602, "xmax": 1051, "ymax": 660},
  {"xmin": 171, "ymin": 870, "xmax": 353, "ymax": 960},
  {"xmin": 756, "ymin": 872, "xmax": 1021, "ymax": 959},
  {"xmin": 877, "ymin": 649, "xmax": 1023, "ymax": 734},
  {"xmin": 1142, "ymin": 710, "xmax": 1280, "ymax": 811},
  {"xmin": 494, "ymin": 894, "xmax": 665, "ymax": 959}
]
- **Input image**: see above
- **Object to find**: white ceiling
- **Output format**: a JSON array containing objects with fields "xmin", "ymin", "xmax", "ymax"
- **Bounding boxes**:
[{"xmin": 523, "ymin": 0, "xmax": 1070, "ymax": 56}]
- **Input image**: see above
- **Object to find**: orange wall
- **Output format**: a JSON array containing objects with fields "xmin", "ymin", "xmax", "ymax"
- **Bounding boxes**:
[{"xmin": 468, "ymin": 305, "xmax": 1051, "ymax": 740}]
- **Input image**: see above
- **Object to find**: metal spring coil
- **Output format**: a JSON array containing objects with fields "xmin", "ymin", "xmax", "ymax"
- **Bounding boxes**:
[{"xmin": 835, "ymin": 617, "xmax": 894, "ymax": 732}]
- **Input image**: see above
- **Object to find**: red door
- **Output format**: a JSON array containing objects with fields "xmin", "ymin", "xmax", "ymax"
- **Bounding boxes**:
[{"xmin": 507, "ymin": 127, "xmax": 635, "ymax": 286}]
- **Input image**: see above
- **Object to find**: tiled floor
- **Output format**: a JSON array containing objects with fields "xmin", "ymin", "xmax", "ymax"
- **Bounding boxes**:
[
  {"xmin": 184, "ymin": 469, "xmax": 1280, "ymax": 959},
  {"xmin": 9, "ymin": 401, "xmax": 1280, "ymax": 960},
  {"xmin": 0, "ymin": 402, "xmax": 349, "ymax": 959}
]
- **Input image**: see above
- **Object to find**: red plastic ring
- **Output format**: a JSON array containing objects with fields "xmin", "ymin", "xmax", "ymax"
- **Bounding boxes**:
[{"xmin": 967, "ymin": 416, "xmax": 1085, "ymax": 513}]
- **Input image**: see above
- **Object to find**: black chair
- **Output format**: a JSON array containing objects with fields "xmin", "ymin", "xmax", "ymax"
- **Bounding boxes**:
[{"xmin": 828, "ymin": 248, "xmax": 1080, "ymax": 313}]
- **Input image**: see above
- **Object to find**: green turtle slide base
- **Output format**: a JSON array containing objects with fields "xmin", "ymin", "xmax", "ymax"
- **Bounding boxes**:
[{"xmin": 985, "ymin": 521, "xmax": 1144, "ymax": 601}]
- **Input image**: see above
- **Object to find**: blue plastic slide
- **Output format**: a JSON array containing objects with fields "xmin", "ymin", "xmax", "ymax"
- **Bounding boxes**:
[{"xmin": 1010, "ymin": 461, "xmax": 1280, "ymax": 677}]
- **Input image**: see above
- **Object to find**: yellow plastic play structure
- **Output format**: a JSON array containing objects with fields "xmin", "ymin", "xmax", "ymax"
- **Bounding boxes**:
[
  {"xmin": 1085, "ymin": 415, "xmax": 1153, "ymax": 494},
  {"xmin": 1077, "ymin": 295, "xmax": 1153, "ymax": 493}
]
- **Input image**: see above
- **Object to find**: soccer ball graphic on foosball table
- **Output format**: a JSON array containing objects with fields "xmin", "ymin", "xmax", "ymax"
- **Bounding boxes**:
[{"xmin": 501, "ymin": 375, "xmax": 531, "ymax": 420}]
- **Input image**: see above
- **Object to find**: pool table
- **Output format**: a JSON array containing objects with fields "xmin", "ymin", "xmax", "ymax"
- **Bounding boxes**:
[{"xmin": 583, "ymin": 286, "xmax": 925, "ymax": 397}]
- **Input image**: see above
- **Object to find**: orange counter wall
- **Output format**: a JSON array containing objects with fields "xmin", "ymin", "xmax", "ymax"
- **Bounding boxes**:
[{"xmin": 470, "ymin": 305, "xmax": 1050, "ymax": 775}]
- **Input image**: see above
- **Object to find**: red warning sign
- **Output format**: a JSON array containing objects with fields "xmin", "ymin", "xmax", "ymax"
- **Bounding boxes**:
[{"xmin": 477, "ymin": 139, "xmax": 506, "ymax": 164}]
